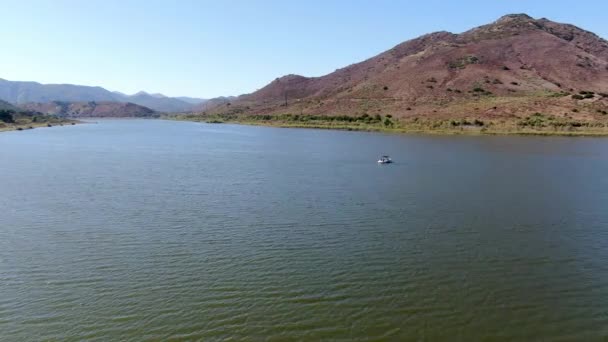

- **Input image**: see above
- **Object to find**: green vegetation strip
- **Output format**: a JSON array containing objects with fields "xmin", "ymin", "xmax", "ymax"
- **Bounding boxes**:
[
  {"xmin": 169, "ymin": 112, "xmax": 608, "ymax": 137},
  {"xmin": 0, "ymin": 109, "xmax": 77, "ymax": 132}
]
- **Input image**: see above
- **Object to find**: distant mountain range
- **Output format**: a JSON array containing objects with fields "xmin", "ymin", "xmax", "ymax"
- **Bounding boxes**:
[
  {"xmin": 203, "ymin": 14, "xmax": 608, "ymax": 121},
  {"xmin": 4, "ymin": 13, "xmax": 606, "ymax": 122},
  {"xmin": 21, "ymin": 101, "xmax": 157, "ymax": 118},
  {"xmin": 0, "ymin": 79, "xmax": 206, "ymax": 113}
]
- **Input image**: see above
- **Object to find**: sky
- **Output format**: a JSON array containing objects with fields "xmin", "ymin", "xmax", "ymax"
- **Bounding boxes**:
[{"xmin": 1, "ymin": 0, "xmax": 607, "ymax": 98}]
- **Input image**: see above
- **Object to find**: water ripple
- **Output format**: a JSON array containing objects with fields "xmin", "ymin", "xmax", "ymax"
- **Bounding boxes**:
[{"xmin": 1, "ymin": 120, "xmax": 608, "ymax": 340}]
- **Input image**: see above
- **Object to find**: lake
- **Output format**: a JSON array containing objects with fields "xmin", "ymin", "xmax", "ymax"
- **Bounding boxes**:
[{"xmin": 1, "ymin": 119, "xmax": 608, "ymax": 340}]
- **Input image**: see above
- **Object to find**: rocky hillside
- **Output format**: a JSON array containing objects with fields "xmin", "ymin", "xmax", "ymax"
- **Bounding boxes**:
[
  {"xmin": 22, "ymin": 101, "xmax": 157, "ymax": 118},
  {"xmin": 204, "ymin": 14, "xmax": 608, "ymax": 122}
]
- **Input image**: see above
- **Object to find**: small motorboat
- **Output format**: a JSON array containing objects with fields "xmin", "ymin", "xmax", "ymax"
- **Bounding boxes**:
[{"xmin": 377, "ymin": 155, "xmax": 393, "ymax": 164}]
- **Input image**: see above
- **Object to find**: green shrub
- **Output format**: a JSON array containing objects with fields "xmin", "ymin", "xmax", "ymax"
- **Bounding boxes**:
[
  {"xmin": 448, "ymin": 55, "xmax": 480, "ymax": 69},
  {"xmin": 518, "ymin": 113, "xmax": 548, "ymax": 127},
  {"xmin": 0, "ymin": 110, "xmax": 14, "ymax": 123},
  {"xmin": 572, "ymin": 94, "xmax": 584, "ymax": 100}
]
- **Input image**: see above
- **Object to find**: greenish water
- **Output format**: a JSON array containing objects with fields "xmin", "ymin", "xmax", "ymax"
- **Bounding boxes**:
[{"xmin": 1, "ymin": 119, "xmax": 608, "ymax": 340}]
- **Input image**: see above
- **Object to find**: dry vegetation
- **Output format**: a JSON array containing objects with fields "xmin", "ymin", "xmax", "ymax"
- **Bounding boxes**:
[{"xmin": 182, "ymin": 14, "xmax": 608, "ymax": 136}]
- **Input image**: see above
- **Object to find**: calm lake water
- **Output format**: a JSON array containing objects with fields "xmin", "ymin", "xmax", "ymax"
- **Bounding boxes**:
[{"xmin": 1, "ymin": 119, "xmax": 608, "ymax": 340}]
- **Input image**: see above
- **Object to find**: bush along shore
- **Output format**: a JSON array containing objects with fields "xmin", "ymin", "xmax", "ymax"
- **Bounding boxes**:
[
  {"xmin": 169, "ymin": 112, "xmax": 608, "ymax": 136},
  {"xmin": 0, "ymin": 109, "xmax": 78, "ymax": 132}
]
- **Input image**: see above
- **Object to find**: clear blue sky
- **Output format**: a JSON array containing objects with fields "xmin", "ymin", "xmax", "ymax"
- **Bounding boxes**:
[{"xmin": 1, "ymin": 0, "xmax": 606, "ymax": 98}]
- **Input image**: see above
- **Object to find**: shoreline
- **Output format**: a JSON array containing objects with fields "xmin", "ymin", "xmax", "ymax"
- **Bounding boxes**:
[
  {"xmin": 5, "ymin": 116, "xmax": 606, "ymax": 137},
  {"xmin": 169, "ymin": 116, "xmax": 608, "ymax": 137},
  {"xmin": 0, "ymin": 120, "xmax": 80, "ymax": 133}
]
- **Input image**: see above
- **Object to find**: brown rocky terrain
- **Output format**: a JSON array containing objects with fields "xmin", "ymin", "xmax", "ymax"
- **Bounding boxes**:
[
  {"xmin": 22, "ymin": 101, "xmax": 157, "ymax": 118},
  {"xmin": 202, "ymin": 14, "xmax": 608, "ymax": 125}
]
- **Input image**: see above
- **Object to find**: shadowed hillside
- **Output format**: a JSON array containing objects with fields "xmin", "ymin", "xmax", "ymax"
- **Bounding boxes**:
[{"xmin": 22, "ymin": 101, "xmax": 158, "ymax": 118}]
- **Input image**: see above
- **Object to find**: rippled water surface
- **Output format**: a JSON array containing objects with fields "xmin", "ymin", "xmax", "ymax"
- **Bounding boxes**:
[{"xmin": 1, "ymin": 120, "xmax": 608, "ymax": 340}]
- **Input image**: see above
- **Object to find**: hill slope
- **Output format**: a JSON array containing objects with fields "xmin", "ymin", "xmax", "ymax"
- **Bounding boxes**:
[
  {"xmin": 22, "ymin": 101, "xmax": 157, "ymax": 118},
  {"xmin": 0, "ymin": 100, "xmax": 76, "ymax": 131},
  {"xmin": 204, "ymin": 14, "xmax": 608, "ymax": 125},
  {"xmin": 0, "ymin": 99, "xmax": 19, "ymax": 111},
  {"xmin": 0, "ymin": 79, "xmax": 198, "ymax": 112}
]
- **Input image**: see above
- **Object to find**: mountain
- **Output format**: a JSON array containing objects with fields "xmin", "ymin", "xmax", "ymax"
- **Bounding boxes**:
[
  {"xmin": 192, "ymin": 96, "xmax": 235, "ymax": 111},
  {"xmin": 126, "ymin": 92, "xmax": 194, "ymax": 112},
  {"xmin": 204, "ymin": 14, "xmax": 608, "ymax": 121},
  {"xmin": 21, "ymin": 101, "xmax": 157, "ymax": 118},
  {"xmin": 0, "ymin": 78, "xmax": 123, "ymax": 103},
  {"xmin": 0, "ymin": 79, "xmax": 197, "ymax": 112},
  {"xmin": 175, "ymin": 96, "xmax": 208, "ymax": 105}
]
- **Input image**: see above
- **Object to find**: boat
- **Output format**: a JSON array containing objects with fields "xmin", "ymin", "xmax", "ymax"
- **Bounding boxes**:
[{"xmin": 377, "ymin": 155, "xmax": 393, "ymax": 164}]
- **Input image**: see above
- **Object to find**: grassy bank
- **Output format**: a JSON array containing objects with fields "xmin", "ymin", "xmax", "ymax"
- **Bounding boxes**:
[
  {"xmin": 0, "ymin": 115, "xmax": 79, "ymax": 132},
  {"xmin": 169, "ymin": 113, "xmax": 608, "ymax": 137}
]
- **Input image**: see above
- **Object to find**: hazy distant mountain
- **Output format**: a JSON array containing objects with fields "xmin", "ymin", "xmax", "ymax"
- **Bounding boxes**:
[
  {"xmin": 126, "ymin": 92, "xmax": 194, "ymax": 112},
  {"xmin": 192, "ymin": 96, "xmax": 235, "ymax": 111},
  {"xmin": 0, "ymin": 78, "xmax": 199, "ymax": 112},
  {"xmin": 175, "ymin": 96, "xmax": 208, "ymax": 105},
  {"xmin": 22, "ymin": 101, "xmax": 158, "ymax": 118},
  {"xmin": 204, "ymin": 14, "xmax": 608, "ymax": 120},
  {"xmin": 0, "ymin": 78, "xmax": 123, "ymax": 104}
]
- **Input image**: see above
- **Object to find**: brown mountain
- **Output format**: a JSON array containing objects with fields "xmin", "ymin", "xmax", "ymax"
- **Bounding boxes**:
[
  {"xmin": 205, "ymin": 14, "xmax": 608, "ymax": 121},
  {"xmin": 22, "ymin": 101, "xmax": 157, "ymax": 118}
]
